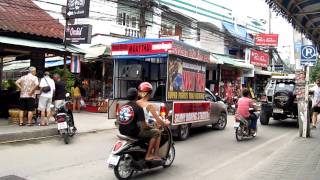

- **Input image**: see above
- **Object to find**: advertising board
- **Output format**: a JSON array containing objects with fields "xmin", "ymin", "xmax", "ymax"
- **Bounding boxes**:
[{"xmin": 167, "ymin": 56, "xmax": 206, "ymax": 100}]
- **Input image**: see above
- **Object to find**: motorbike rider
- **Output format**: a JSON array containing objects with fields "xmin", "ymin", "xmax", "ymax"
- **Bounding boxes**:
[
  {"xmin": 136, "ymin": 82, "xmax": 170, "ymax": 161},
  {"xmin": 236, "ymin": 88, "xmax": 257, "ymax": 134}
]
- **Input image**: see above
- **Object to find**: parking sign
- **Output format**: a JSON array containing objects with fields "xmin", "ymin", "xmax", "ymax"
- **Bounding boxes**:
[{"xmin": 300, "ymin": 45, "xmax": 317, "ymax": 66}]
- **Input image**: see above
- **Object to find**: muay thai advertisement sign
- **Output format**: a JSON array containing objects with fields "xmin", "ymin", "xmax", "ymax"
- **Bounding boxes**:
[
  {"xmin": 167, "ymin": 56, "xmax": 206, "ymax": 100},
  {"xmin": 172, "ymin": 102, "xmax": 210, "ymax": 125}
]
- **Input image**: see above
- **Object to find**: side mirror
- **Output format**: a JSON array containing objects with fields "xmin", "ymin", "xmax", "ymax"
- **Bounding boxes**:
[
  {"xmin": 66, "ymin": 93, "xmax": 70, "ymax": 97},
  {"xmin": 168, "ymin": 110, "xmax": 173, "ymax": 117},
  {"xmin": 50, "ymin": 104, "xmax": 55, "ymax": 108}
]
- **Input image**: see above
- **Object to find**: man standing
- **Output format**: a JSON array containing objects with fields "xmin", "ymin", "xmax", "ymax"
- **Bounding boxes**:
[
  {"xmin": 312, "ymin": 80, "xmax": 320, "ymax": 128},
  {"xmin": 15, "ymin": 66, "xmax": 39, "ymax": 126},
  {"xmin": 53, "ymin": 74, "xmax": 66, "ymax": 108},
  {"xmin": 38, "ymin": 71, "xmax": 55, "ymax": 126}
]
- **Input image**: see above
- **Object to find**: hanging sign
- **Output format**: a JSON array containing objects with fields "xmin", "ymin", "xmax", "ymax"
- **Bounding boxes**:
[
  {"xmin": 255, "ymin": 34, "xmax": 278, "ymax": 47},
  {"xmin": 65, "ymin": 24, "xmax": 92, "ymax": 44},
  {"xmin": 250, "ymin": 49, "xmax": 269, "ymax": 68},
  {"xmin": 67, "ymin": 0, "xmax": 90, "ymax": 19}
]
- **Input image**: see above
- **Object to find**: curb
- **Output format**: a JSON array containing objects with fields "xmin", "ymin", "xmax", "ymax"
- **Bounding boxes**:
[{"xmin": 0, "ymin": 127, "xmax": 117, "ymax": 144}]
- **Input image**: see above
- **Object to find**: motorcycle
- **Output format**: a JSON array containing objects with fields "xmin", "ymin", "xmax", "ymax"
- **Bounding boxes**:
[
  {"xmin": 107, "ymin": 112, "xmax": 175, "ymax": 180},
  {"xmin": 234, "ymin": 108, "xmax": 259, "ymax": 141},
  {"xmin": 53, "ymin": 93, "xmax": 76, "ymax": 144},
  {"xmin": 227, "ymin": 96, "xmax": 238, "ymax": 115}
]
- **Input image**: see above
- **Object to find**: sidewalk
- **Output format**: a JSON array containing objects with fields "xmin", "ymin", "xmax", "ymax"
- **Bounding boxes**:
[
  {"xmin": 238, "ymin": 127, "xmax": 320, "ymax": 180},
  {"xmin": 0, "ymin": 112, "xmax": 116, "ymax": 143}
]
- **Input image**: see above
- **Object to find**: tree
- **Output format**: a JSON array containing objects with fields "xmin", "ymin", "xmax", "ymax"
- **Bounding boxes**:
[{"xmin": 310, "ymin": 63, "xmax": 320, "ymax": 83}]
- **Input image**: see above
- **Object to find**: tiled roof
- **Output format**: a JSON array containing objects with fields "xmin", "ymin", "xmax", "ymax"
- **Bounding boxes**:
[{"xmin": 0, "ymin": 0, "xmax": 64, "ymax": 39}]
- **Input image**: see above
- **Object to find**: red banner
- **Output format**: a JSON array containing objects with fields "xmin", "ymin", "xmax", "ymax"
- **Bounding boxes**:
[
  {"xmin": 112, "ymin": 41, "xmax": 173, "ymax": 56},
  {"xmin": 255, "ymin": 34, "xmax": 278, "ymax": 47},
  {"xmin": 250, "ymin": 49, "xmax": 269, "ymax": 68},
  {"xmin": 173, "ymin": 102, "xmax": 210, "ymax": 124}
]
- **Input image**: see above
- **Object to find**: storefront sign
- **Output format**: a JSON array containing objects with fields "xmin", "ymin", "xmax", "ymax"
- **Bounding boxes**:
[
  {"xmin": 173, "ymin": 102, "xmax": 210, "ymax": 124},
  {"xmin": 112, "ymin": 41, "xmax": 173, "ymax": 56},
  {"xmin": 112, "ymin": 40, "xmax": 210, "ymax": 63},
  {"xmin": 167, "ymin": 56, "xmax": 206, "ymax": 100},
  {"xmin": 250, "ymin": 49, "xmax": 269, "ymax": 68},
  {"xmin": 65, "ymin": 24, "xmax": 92, "ymax": 44},
  {"xmin": 255, "ymin": 34, "xmax": 279, "ymax": 47},
  {"xmin": 67, "ymin": 0, "xmax": 90, "ymax": 19}
]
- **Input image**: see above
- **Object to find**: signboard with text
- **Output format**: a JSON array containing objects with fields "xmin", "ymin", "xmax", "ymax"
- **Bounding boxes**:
[
  {"xmin": 167, "ymin": 56, "xmax": 206, "ymax": 100},
  {"xmin": 300, "ymin": 45, "xmax": 317, "ymax": 66},
  {"xmin": 65, "ymin": 24, "xmax": 92, "ymax": 44},
  {"xmin": 250, "ymin": 49, "xmax": 269, "ymax": 68},
  {"xmin": 255, "ymin": 34, "xmax": 279, "ymax": 47},
  {"xmin": 172, "ymin": 102, "xmax": 210, "ymax": 125},
  {"xmin": 111, "ymin": 39, "xmax": 210, "ymax": 63},
  {"xmin": 67, "ymin": 0, "xmax": 90, "ymax": 19}
]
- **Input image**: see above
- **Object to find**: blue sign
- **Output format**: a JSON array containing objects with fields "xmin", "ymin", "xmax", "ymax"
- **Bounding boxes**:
[{"xmin": 301, "ymin": 45, "xmax": 317, "ymax": 65}]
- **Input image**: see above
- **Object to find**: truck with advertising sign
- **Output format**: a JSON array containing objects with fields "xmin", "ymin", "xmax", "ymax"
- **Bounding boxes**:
[{"xmin": 108, "ymin": 38, "xmax": 227, "ymax": 140}]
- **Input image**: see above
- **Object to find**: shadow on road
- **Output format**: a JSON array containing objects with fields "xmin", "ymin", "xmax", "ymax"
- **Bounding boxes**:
[{"xmin": 265, "ymin": 119, "xmax": 298, "ymax": 129}]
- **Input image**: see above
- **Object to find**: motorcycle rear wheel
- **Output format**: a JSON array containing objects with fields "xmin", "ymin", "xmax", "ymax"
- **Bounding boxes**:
[
  {"xmin": 114, "ymin": 155, "xmax": 134, "ymax": 180},
  {"xmin": 63, "ymin": 133, "xmax": 69, "ymax": 144},
  {"xmin": 235, "ymin": 127, "xmax": 243, "ymax": 141}
]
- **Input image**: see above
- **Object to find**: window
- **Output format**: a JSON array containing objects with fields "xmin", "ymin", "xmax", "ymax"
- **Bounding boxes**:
[
  {"xmin": 126, "ymin": 14, "xmax": 130, "ymax": 27},
  {"xmin": 131, "ymin": 17, "xmax": 137, "ymax": 28}
]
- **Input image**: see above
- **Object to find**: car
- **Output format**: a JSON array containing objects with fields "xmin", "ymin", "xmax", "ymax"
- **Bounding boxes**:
[
  {"xmin": 170, "ymin": 88, "xmax": 228, "ymax": 140},
  {"xmin": 260, "ymin": 76, "xmax": 298, "ymax": 125}
]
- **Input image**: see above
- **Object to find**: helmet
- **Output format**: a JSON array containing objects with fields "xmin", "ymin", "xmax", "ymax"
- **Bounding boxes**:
[{"xmin": 138, "ymin": 82, "xmax": 153, "ymax": 93}]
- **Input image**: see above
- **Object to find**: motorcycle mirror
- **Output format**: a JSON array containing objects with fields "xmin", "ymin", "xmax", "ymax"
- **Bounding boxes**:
[
  {"xmin": 168, "ymin": 110, "xmax": 173, "ymax": 117},
  {"xmin": 50, "ymin": 104, "xmax": 55, "ymax": 108},
  {"xmin": 65, "ymin": 93, "xmax": 70, "ymax": 97}
]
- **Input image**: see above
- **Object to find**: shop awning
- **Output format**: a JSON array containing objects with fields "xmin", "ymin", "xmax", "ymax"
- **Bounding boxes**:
[
  {"xmin": 213, "ymin": 54, "xmax": 254, "ymax": 69},
  {"xmin": 266, "ymin": 0, "xmax": 320, "ymax": 50},
  {"xmin": 209, "ymin": 54, "xmax": 224, "ymax": 64},
  {"xmin": 0, "ymin": 36, "xmax": 85, "ymax": 54},
  {"xmin": 222, "ymin": 22, "xmax": 254, "ymax": 46},
  {"xmin": 85, "ymin": 44, "xmax": 111, "ymax": 60},
  {"xmin": 3, "ymin": 57, "xmax": 71, "ymax": 71},
  {"xmin": 254, "ymin": 69, "xmax": 272, "ymax": 76}
]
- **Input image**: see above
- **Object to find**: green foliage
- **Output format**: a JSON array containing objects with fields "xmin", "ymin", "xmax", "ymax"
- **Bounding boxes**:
[
  {"xmin": 51, "ymin": 68, "xmax": 75, "ymax": 92},
  {"xmin": 310, "ymin": 63, "xmax": 320, "ymax": 83},
  {"xmin": 1, "ymin": 80, "xmax": 16, "ymax": 90}
]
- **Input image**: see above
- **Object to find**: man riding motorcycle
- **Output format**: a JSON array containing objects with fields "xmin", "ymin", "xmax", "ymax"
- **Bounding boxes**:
[{"xmin": 236, "ymin": 88, "xmax": 257, "ymax": 135}]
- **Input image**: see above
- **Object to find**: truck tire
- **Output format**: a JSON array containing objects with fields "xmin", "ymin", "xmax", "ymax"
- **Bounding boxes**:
[
  {"xmin": 260, "ymin": 111, "xmax": 270, "ymax": 125},
  {"xmin": 177, "ymin": 124, "xmax": 190, "ymax": 141}
]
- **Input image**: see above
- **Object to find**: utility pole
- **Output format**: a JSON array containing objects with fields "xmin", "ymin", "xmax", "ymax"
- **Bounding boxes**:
[
  {"xmin": 268, "ymin": 8, "xmax": 273, "ymax": 71},
  {"xmin": 139, "ymin": 0, "xmax": 150, "ymax": 38}
]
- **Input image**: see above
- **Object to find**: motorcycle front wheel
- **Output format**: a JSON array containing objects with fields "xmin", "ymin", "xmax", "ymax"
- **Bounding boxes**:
[
  {"xmin": 235, "ymin": 127, "xmax": 243, "ymax": 141},
  {"xmin": 163, "ymin": 145, "xmax": 175, "ymax": 168},
  {"xmin": 114, "ymin": 155, "xmax": 134, "ymax": 180}
]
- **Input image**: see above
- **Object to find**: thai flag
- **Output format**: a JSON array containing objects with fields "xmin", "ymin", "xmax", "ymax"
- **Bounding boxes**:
[{"xmin": 70, "ymin": 54, "xmax": 82, "ymax": 73}]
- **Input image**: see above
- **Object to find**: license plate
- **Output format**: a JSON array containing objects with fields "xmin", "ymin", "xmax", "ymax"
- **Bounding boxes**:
[
  {"xmin": 58, "ymin": 122, "xmax": 68, "ymax": 130},
  {"xmin": 107, "ymin": 154, "xmax": 120, "ymax": 166},
  {"xmin": 234, "ymin": 122, "xmax": 240, "ymax": 128},
  {"xmin": 273, "ymin": 108, "xmax": 283, "ymax": 113}
]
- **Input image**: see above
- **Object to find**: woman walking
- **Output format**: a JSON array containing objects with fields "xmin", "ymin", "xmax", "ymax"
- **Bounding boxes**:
[{"xmin": 71, "ymin": 81, "xmax": 82, "ymax": 112}]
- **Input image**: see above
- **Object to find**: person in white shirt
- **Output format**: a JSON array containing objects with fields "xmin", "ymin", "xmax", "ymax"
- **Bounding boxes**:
[
  {"xmin": 312, "ymin": 80, "xmax": 320, "ymax": 128},
  {"xmin": 38, "ymin": 71, "xmax": 55, "ymax": 126}
]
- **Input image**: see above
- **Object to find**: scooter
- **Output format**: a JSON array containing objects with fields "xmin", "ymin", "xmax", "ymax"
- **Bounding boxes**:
[
  {"xmin": 107, "ymin": 113, "xmax": 175, "ymax": 180},
  {"xmin": 53, "ymin": 93, "xmax": 76, "ymax": 144},
  {"xmin": 234, "ymin": 108, "xmax": 259, "ymax": 141}
]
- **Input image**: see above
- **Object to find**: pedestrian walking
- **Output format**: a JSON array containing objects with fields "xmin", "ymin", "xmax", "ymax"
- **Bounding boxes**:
[
  {"xmin": 312, "ymin": 79, "xmax": 320, "ymax": 128},
  {"xmin": 15, "ymin": 66, "xmax": 39, "ymax": 126},
  {"xmin": 71, "ymin": 81, "xmax": 82, "ymax": 112},
  {"xmin": 38, "ymin": 71, "xmax": 55, "ymax": 126},
  {"xmin": 53, "ymin": 74, "xmax": 66, "ymax": 108}
]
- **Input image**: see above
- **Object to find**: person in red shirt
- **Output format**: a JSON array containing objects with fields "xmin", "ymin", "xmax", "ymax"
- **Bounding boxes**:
[{"xmin": 236, "ymin": 88, "xmax": 257, "ymax": 132}]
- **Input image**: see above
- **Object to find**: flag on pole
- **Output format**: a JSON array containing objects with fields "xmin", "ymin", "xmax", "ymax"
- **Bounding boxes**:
[{"xmin": 70, "ymin": 54, "xmax": 82, "ymax": 73}]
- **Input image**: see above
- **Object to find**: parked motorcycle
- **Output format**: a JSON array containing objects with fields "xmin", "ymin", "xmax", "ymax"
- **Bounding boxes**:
[
  {"xmin": 107, "ymin": 113, "xmax": 175, "ymax": 180},
  {"xmin": 234, "ymin": 108, "xmax": 259, "ymax": 141},
  {"xmin": 53, "ymin": 93, "xmax": 76, "ymax": 144}
]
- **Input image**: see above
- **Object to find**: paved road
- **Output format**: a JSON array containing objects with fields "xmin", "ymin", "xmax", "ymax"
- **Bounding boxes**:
[{"xmin": 0, "ymin": 116, "xmax": 300, "ymax": 180}]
